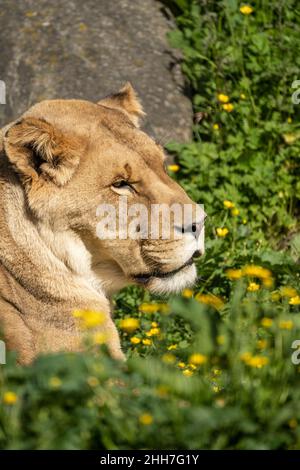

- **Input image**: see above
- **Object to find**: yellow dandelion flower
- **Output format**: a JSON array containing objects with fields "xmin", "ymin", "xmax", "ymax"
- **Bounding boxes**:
[
  {"xmin": 247, "ymin": 282, "xmax": 260, "ymax": 292},
  {"xmin": 226, "ymin": 268, "xmax": 243, "ymax": 280},
  {"xmin": 142, "ymin": 338, "xmax": 152, "ymax": 346},
  {"xmin": 290, "ymin": 296, "xmax": 300, "ymax": 305},
  {"xmin": 257, "ymin": 339, "xmax": 268, "ymax": 350},
  {"xmin": 288, "ymin": 418, "xmax": 298, "ymax": 429},
  {"xmin": 231, "ymin": 208, "xmax": 240, "ymax": 216},
  {"xmin": 279, "ymin": 320, "xmax": 294, "ymax": 330},
  {"xmin": 242, "ymin": 265, "xmax": 272, "ymax": 280},
  {"xmin": 167, "ymin": 344, "xmax": 178, "ymax": 351},
  {"xmin": 240, "ymin": 352, "xmax": 252, "ymax": 363},
  {"xmin": 217, "ymin": 335, "xmax": 225, "ymax": 345},
  {"xmin": 182, "ymin": 369, "xmax": 194, "ymax": 377},
  {"xmin": 93, "ymin": 332, "xmax": 108, "ymax": 345},
  {"xmin": 146, "ymin": 327, "xmax": 160, "ymax": 337},
  {"xmin": 145, "ymin": 330, "xmax": 152, "ymax": 337},
  {"xmin": 3, "ymin": 391, "xmax": 18, "ymax": 405},
  {"xmin": 223, "ymin": 200, "xmax": 235, "ymax": 209},
  {"xmin": 49, "ymin": 377, "xmax": 62, "ymax": 388},
  {"xmin": 162, "ymin": 353, "xmax": 176, "ymax": 364},
  {"xmin": 139, "ymin": 303, "xmax": 160, "ymax": 314},
  {"xmin": 73, "ymin": 310, "xmax": 106, "ymax": 329},
  {"xmin": 177, "ymin": 362, "xmax": 186, "ymax": 369},
  {"xmin": 218, "ymin": 94, "xmax": 229, "ymax": 103},
  {"xmin": 216, "ymin": 227, "xmax": 229, "ymax": 237},
  {"xmin": 151, "ymin": 322, "xmax": 158, "ymax": 328},
  {"xmin": 281, "ymin": 286, "xmax": 298, "ymax": 298},
  {"xmin": 213, "ymin": 123, "xmax": 220, "ymax": 130},
  {"xmin": 168, "ymin": 164, "xmax": 180, "ymax": 172},
  {"xmin": 156, "ymin": 385, "xmax": 169, "ymax": 397},
  {"xmin": 247, "ymin": 356, "xmax": 269, "ymax": 368},
  {"xmin": 222, "ymin": 103, "xmax": 234, "ymax": 112},
  {"xmin": 240, "ymin": 5, "xmax": 253, "ymax": 15},
  {"xmin": 195, "ymin": 293, "xmax": 224, "ymax": 310},
  {"xmin": 87, "ymin": 376, "xmax": 99, "ymax": 387},
  {"xmin": 159, "ymin": 303, "xmax": 170, "ymax": 314},
  {"xmin": 263, "ymin": 277, "xmax": 274, "ymax": 288},
  {"xmin": 86, "ymin": 311, "xmax": 104, "ymax": 328},
  {"xmin": 271, "ymin": 291, "xmax": 281, "ymax": 302},
  {"xmin": 283, "ymin": 133, "xmax": 300, "ymax": 145},
  {"xmin": 139, "ymin": 413, "xmax": 153, "ymax": 425},
  {"xmin": 182, "ymin": 288, "xmax": 193, "ymax": 298},
  {"xmin": 189, "ymin": 353, "xmax": 208, "ymax": 366},
  {"xmin": 119, "ymin": 318, "xmax": 140, "ymax": 333},
  {"xmin": 130, "ymin": 336, "xmax": 141, "ymax": 345},
  {"xmin": 261, "ymin": 317, "xmax": 273, "ymax": 328}
]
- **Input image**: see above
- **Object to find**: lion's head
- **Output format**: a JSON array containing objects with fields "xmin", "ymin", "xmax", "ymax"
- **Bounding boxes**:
[{"xmin": 3, "ymin": 84, "xmax": 206, "ymax": 295}]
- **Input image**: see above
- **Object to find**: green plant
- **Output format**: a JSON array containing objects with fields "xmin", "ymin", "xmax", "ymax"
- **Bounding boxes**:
[
  {"xmin": 165, "ymin": 0, "xmax": 300, "ymax": 243},
  {"xmin": 1, "ymin": 274, "xmax": 300, "ymax": 449}
]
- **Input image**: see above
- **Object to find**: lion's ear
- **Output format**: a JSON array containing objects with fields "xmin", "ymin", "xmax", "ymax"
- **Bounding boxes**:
[
  {"xmin": 98, "ymin": 82, "xmax": 145, "ymax": 127},
  {"xmin": 3, "ymin": 117, "xmax": 81, "ymax": 186}
]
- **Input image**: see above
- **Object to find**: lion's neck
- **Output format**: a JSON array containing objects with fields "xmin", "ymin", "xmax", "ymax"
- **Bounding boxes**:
[
  {"xmin": 0, "ymin": 172, "xmax": 106, "ymax": 307},
  {"xmin": 36, "ymin": 222, "xmax": 104, "ymax": 294}
]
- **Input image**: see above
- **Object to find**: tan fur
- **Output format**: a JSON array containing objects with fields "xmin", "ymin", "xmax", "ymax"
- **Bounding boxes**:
[{"xmin": 0, "ymin": 84, "xmax": 204, "ymax": 364}]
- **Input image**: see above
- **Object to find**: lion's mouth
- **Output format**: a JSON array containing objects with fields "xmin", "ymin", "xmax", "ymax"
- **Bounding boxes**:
[{"xmin": 132, "ymin": 257, "xmax": 194, "ymax": 284}]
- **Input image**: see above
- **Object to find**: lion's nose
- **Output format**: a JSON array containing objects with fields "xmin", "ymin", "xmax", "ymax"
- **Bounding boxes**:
[{"xmin": 192, "ymin": 249, "xmax": 202, "ymax": 259}]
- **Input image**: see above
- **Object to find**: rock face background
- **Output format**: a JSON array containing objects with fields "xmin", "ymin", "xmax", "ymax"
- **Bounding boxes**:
[{"xmin": 0, "ymin": 0, "xmax": 192, "ymax": 142}]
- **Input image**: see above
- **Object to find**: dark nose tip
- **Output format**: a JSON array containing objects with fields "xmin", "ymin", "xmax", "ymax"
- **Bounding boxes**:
[{"xmin": 192, "ymin": 250, "xmax": 202, "ymax": 259}]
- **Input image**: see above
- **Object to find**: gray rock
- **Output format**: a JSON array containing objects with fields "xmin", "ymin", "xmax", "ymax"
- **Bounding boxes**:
[{"xmin": 0, "ymin": 0, "xmax": 192, "ymax": 143}]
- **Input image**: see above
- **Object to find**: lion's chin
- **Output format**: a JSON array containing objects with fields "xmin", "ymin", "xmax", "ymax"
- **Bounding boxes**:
[{"xmin": 142, "ymin": 263, "xmax": 197, "ymax": 295}]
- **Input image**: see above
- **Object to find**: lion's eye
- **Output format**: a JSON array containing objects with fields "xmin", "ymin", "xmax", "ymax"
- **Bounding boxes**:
[
  {"xmin": 112, "ymin": 180, "xmax": 131, "ymax": 189},
  {"xmin": 111, "ymin": 180, "xmax": 136, "ymax": 194}
]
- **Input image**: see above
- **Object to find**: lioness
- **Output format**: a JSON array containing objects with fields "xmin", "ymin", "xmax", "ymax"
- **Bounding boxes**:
[{"xmin": 0, "ymin": 84, "xmax": 205, "ymax": 364}]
